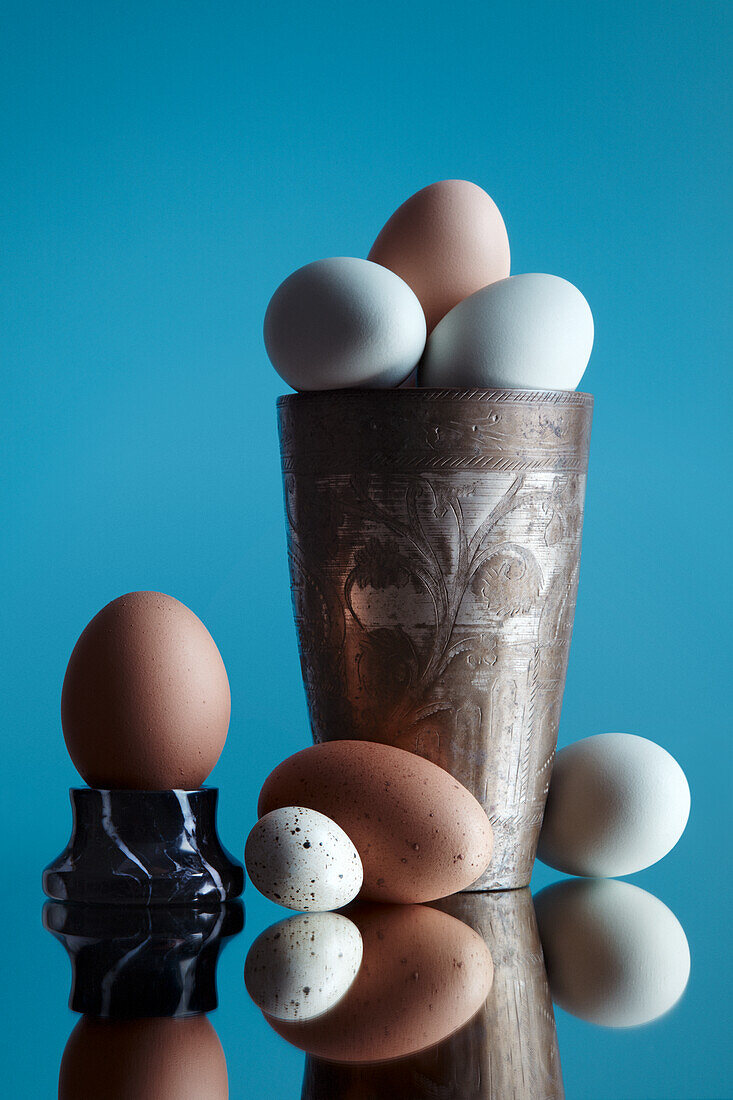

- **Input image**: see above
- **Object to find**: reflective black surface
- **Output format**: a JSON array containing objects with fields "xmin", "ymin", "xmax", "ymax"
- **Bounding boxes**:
[
  {"xmin": 44, "ymin": 900, "xmax": 244, "ymax": 1018},
  {"xmin": 7, "ymin": 844, "xmax": 717, "ymax": 1095},
  {"xmin": 23, "ymin": 860, "xmax": 720, "ymax": 1097}
]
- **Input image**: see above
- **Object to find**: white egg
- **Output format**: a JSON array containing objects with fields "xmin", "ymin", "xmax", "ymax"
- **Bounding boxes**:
[
  {"xmin": 264, "ymin": 256, "xmax": 427, "ymax": 390},
  {"xmin": 245, "ymin": 911, "xmax": 363, "ymax": 1021},
  {"xmin": 245, "ymin": 806, "xmax": 363, "ymax": 911},
  {"xmin": 418, "ymin": 272, "xmax": 593, "ymax": 391},
  {"xmin": 535, "ymin": 878, "xmax": 690, "ymax": 1027},
  {"xmin": 537, "ymin": 732, "xmax": 690, "ymax": 877}
]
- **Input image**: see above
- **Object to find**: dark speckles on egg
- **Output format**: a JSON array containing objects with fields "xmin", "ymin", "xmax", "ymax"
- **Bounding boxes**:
[
  {"xmin": 265, "ymin": 902, "xmax": 494, "ymax": 1061},
  {"xmin": 258, "ymin": 741, "xmax": 493, "ymax": 903},
  {"xmin": 244, "ymin": 805, "xmax": 363, "ymax": 911},
  {"xmin": 244, "ymin": 911, "xmax": 363, "ymax": 1022}
]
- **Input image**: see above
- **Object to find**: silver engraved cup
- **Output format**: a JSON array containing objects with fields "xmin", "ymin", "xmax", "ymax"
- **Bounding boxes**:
[{"xmin": 277, "ymin": 388, "xmax": 593, "ymax": 889}]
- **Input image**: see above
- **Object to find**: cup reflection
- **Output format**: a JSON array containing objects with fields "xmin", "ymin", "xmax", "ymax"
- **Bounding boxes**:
[{"xmin": 301, "ymin": 888, "xmax": 563, "ymax": 1099}]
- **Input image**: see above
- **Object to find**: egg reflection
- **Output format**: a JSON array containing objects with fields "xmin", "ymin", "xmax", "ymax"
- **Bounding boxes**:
[
  {"xmin": 245, "ymin": 911, "xmax": 363, "ymax": 1021},
  {"xmin": 302, "ymin": 889, "xmax": 562, "ymax": 1097},
  {"xmin": 59, "ymin": 1015, "xmax": 229, "ymax": 1100},
  {"xmin": 535, "ymin": 878, "xmax": 691, "ymax": 1028},
  {"xmin": 258, "ymin": 903, "xmax": 493, "ymax": 1064}
]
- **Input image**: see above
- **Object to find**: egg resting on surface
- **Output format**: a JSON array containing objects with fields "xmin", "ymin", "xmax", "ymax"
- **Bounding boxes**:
[
  {"xmin": 245, "ymin": 911, "xmax": 363, "ymax": 1021},
  {"xmin": 368, "ymin": 179, "xmax": 511, "ymax": 333},
  {"xmin": 257, "ymin": 740, "xmax": 493, "ymax": 903},
  {"xmin": 58, "ymin": 1016, "xmax": 228, "ymax": 1100},
  {"xmin": 418, "ymin": 273, "xmax": 593, "ymax": 391},
  {"xmin": 245, "ymin": 806, "xmax": 363, "ymax": 911},
  {"xmin": 535, "ymin": 878, "xmax": 690, "ymax": 1028},
  {"xmin": 537, "ymin": 732, "xmax": 690, "ymax": 877},
  {"xmin": 264, "ymin": 256, "xmax": 426, "ymax": 391},
  {"xmin": 61, "ymin": 591, "xmax": 231, "ymax": 790},
  {"xmin": 265, "ymin": 903, "xmax": 493, "ymax": 1062}
]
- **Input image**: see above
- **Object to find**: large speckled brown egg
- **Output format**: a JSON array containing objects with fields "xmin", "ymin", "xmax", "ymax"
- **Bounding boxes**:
[
  {"xmin": 265, "ymin": 903, "xmax": 493, "ymax": 1063},
  {"xmin": 368, "ymin": 179, "xmax": 510, "ymax": 332},
  {"xmin": 61, "ymin": 591, "xmax": 230, "ymax": 790},
  {"xmin": 257, "ymin": 740, "xmax": 493, "ymax": 902},
  {"xmin": 59, "ymin": 1016, "xmax": 229, "ymax": 1100}
]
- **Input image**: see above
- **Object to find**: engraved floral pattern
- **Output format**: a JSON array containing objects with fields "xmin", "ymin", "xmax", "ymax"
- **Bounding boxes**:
[{"xmin": 278, "ymin": 391, "xmax": 592, "ymax": 887}]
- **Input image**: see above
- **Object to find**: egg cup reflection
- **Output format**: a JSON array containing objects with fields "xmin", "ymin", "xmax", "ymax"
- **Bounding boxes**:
[
  {"xmin": 43, "ymin": 787, "xmax": 244, "ymax": 905},
  {"xmin": 44, "ymin": 900, "xmax": 244, "ymax": 1018}
]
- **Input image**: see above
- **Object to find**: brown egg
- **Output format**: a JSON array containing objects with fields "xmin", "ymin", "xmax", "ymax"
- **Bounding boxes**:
[
  {"xmin": 368, "ymin": 179, "xmax": 511, "ymax": 332},
  {"xmin": 58, "ymin": 1016, "xmax": 229, "ymax": 1100},
  {"xmin": 266, "ymin": 903, "xmax": 493, "ymax": 1063},
  {"xmin": 257, "ymin": 740, "xmax": 493, "ymax": 903},
  {"xmin": 61, "ymin": 591, "xmax": 230, "ymax": 790}
]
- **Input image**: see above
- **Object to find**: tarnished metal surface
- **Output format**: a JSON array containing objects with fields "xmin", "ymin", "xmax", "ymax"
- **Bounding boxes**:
[
  {"xmin": 278, "ymin": 389, "xmax": 592, "ymax": 889},
  {"xmin": 302, "ymin": 889, "xmax": 563, "ymax": 1099}
]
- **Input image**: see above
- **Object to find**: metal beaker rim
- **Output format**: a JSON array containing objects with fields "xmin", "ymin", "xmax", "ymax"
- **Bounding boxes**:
[{"xmin": 277, "ymin": 387, "xmax": 593, "ymax": 408}]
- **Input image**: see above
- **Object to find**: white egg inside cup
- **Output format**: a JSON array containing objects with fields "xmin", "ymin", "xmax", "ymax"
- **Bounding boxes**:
[
  {"xmin": 419, "ymin": 273, "xmax": 594, "ymax": 391},
  {"xmin": 264, "ymin": 256, "xmax": 427, "ymax": 391}
]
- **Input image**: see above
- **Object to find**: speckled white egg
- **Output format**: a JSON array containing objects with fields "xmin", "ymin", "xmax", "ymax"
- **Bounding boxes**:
[
  {"xmin": 419, "ymin": 273, "xmax": 593, "ymax": 391},
  {"xmin": 263, "ymin": 256, "xmax": 427, "ymax": 391},
  {"xmin": 537, "ymin": 733, "xmax": 690, "ymax": 877},
  {"xmin": 245, "ymin": 806, "xmax": 363, "ymax": 911},
  {"xmin": 535, "ymin": 878, "xmax": 690, "ymax": 1027},
  {"xmin": 245, "ymin": 911, "xmax": 363, "ymax": 1021}
]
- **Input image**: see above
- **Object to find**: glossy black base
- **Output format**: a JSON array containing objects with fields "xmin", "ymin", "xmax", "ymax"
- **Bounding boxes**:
[
  {"xmin": 42, "ymin": 788, "xmax": 244, "ymax": 905},
  {"xmin": 44, "ymin": 900, "xmax": 244, "ymax": 1017}
]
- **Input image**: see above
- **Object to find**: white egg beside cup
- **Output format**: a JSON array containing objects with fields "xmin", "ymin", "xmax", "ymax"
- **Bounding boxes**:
[{"xmin": 538, "ymin": 732, "xmax": 690, "ymax": 878}]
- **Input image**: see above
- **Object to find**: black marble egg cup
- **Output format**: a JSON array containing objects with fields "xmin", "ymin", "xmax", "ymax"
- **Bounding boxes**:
[{"xmin": 43, "ymin": 787, "xmax": 244, "ymax": 906}]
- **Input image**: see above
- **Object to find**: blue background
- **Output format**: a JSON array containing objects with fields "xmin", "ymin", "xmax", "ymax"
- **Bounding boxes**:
[{"xmin": 2, "ymin": 2, "xmax": 731, "ymax": 1095}]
